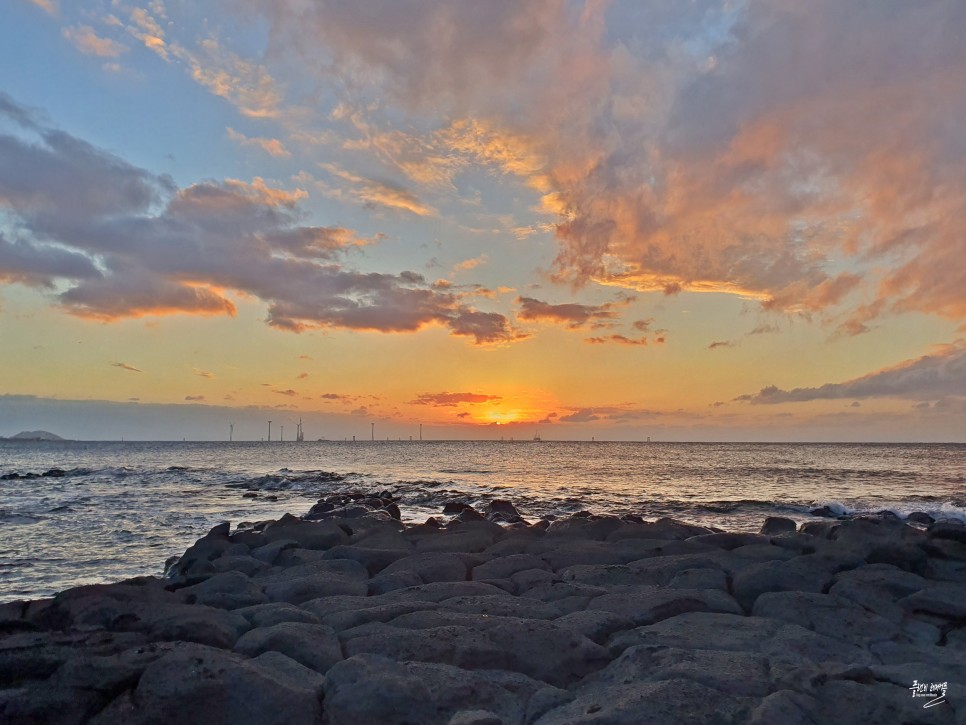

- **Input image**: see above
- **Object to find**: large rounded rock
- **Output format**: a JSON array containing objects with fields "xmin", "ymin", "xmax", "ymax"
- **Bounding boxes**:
[
  {"xmin": 752, "ymin": 590, "xmax": 904, "ymax": 646},
  {"xmin": 587, "ymin": 586, "xmax": 742, "ymax": 626},
  {"xmin": 261, "ymin": 516, "xmax": 348, "ymax": 550},
  {"xmin": 102, "ymin": 643, "xmax": 323, "ymax": 724},
  {"xmin": 259, "ymin": 559, "xmax": 369, "ymax": 605},
  {"xmin": 732, "ymin": 559, "xmax": 833, "ymax": 611},
  {"xmin": 179, "ymin": 570, "xmax": 268, "ymax": 610},
  {"xmin": 381, "ymin": 553, "xmax": 469, "ymax": 584},
  {"xmin": 233, "ymin": 621, "xmax": 343, "ymax": 674},
  {"xmin": 341, "ymin": 617, "xmax": 608, "ymax": 687},
  {"xmin": 322, "ymin": 545, "xmax": 411, "ymax": 575},
  {"xmin": 472, "ymin": 554, "xmax": 549, "ymax": 581},
  {"xmin": 323, "ymin": 654, "xmax": 557, "ymax": 725},
  {"xmin": 760, "ymin": 517, "xmax": 797, "ymax": 536}
]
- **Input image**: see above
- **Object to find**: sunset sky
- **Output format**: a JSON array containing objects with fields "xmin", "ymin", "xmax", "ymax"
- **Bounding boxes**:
[{"xmin": 1, "ymin": 0, "xmax": 963, "ymax": 442}]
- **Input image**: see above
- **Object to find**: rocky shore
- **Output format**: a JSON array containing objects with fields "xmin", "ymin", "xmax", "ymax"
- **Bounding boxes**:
[{"xmin": 1, "ymin": 497, "xmax": 965, "ymax": 723}]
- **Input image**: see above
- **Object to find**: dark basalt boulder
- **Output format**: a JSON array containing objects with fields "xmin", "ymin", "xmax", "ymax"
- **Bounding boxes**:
[{"xmin": 760, "ymin": 516, "xmax": 797, "ymax": 536}]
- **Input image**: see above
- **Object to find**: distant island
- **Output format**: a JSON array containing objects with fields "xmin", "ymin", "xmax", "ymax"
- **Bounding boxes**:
[{"xmin": 0, "ymin": 430, "xmax": 66, "ymax": 441}]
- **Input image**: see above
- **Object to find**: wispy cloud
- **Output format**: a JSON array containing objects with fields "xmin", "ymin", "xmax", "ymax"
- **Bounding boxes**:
[
  {"xmin": 410, "ymin": 391, "xmax": 502, "ymax": 407},
  {"xmin": 28, "ymin": 0, "xmax": 57, "ymax": 17},
  {"xmin": 736, "ymin": 342, "xmax": 966, "ymax": 404},
  {"xmin": 62, "ymin": 25, "xmax": 127, "ymax": 58},
  {"xmin": 225, "ymin": 127, "xmax": 290, "ymax": 158},
  {"xmin": 112, "ymin": 362, "xmax": 142, "ymax": 373},
  {"xmin": 517, "ymin": 296, "xmax": 630, "ymax": 330},
  {"xmin": 559, "ymin": 406, "xmax": 664, "ymax": 424},
  {"xmin": 318, "ymin": 163, "xmax": 435, "ymax": 216},
  {"xmin": 585, "ymin": 334, "xmax": 648, "ymax": 346}
]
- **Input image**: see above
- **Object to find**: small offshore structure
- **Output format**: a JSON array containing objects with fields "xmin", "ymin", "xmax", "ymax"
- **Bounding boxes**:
[{"xmin": 296, "ymin": 418, "xmax": 305, "ymax": 442}]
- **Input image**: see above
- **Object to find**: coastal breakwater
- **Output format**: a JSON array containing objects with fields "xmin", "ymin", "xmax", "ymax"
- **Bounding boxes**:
[{"xmin": 1, "ymin": 496, "xmax": 965, "ymax": 723}]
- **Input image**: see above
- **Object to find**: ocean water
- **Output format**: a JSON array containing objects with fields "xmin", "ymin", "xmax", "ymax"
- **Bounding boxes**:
[{"xmin": 0, "ymin": 440, "xmax": 963, "ymax": 603}]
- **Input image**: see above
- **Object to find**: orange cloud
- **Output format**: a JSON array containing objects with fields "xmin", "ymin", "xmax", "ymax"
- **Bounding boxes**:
[
  {"xmin": 62, "ymin": 26, "xmax": 127, "ymax": 58},
  {"xmin": 410, "ymin": 392, "xmax": 502, "ymax": 407},
  {"xmin": 225, "ymin": 127, "xmax": 291, "ymax": 158}
]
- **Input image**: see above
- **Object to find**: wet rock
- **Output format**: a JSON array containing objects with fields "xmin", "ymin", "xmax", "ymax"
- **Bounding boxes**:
[
  {"xmin": 929, "ymin": 519, "xmax": 966, "ymax": 544},
  {"xmin": 810, "ymin": 506, "xmax": 838, "ymax": 518},
  {"xmin": 545, "ymin": 517, "xmax": 624, "ymax": 541},
  {"xmin": 760, "ymin": 516, "xmax": 797, "ymax": 535},
  {"xmin": 799, "ymin": 520, "xmax": 840, "ymax": 538},
  {"xmin": 906, "ymin": 511, "xmax": 935, "ymax": 525},
  {"xmin": 442, "ymin": 501, "xmax": 474, "ymax": 515},
  {"xmin": 922, "ymin": 537, "xmax": 966, "ymax": 562},
  {"xmin": 484, "ymin": 500, "xmax": 524, "ymax": 524},
  {"xmin": 167, "ymin": 523, "xmax": 233, "ymax": 579},
  {"xmin": 233, "ymin": 621, "xmax": 343, "ymax": 674},
  {"xmin": 610, "ymin": 517, "xmax": 715, "ymax": 541}
]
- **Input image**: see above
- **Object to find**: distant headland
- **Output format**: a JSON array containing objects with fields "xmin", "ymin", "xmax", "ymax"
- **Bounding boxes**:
[{"xmin": 0, "ymin": 430, "xmax": 66, "ymax": 441}]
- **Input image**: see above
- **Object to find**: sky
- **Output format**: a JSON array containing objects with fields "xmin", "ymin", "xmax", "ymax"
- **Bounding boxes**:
[{"xmin": 0, "ymin": 0, "xmax": 964, "ymax": 442}]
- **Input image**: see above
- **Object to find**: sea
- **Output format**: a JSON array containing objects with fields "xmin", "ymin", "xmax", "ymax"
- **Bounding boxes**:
[{"xmin": 0, "ymin": 440, "xmax": 963, "ymax": 603}]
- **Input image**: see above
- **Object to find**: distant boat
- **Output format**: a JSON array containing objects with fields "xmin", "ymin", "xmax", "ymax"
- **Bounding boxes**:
[{"xmin": 533, "ymin": 431, "xmax": 542, "ymax": 442}]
